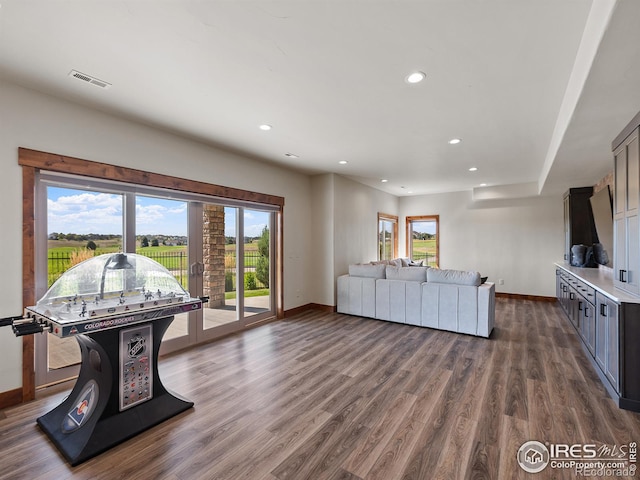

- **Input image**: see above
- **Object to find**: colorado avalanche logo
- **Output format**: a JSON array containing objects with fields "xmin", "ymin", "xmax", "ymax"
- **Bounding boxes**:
[{"xmin": 62, "ymin": 380, "xmax": 98, "ymax": 432}]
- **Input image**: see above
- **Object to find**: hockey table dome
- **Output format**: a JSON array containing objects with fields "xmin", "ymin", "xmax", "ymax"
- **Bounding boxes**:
[{"xmin": 31, "ymin": 252, "xmax": 192, "ymax": 324}]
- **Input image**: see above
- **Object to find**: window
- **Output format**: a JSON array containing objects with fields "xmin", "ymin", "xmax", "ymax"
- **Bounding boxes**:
[
  {"xmin": 406, "ymin": 215, "xmax": 439, "ymax": 267},
  {"xmin": 378, "ymin": 213, "xmax": 398, "ymax": 260}
]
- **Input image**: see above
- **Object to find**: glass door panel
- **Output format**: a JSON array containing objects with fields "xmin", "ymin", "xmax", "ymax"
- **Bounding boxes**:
[
  {"xmin": 202, "ymin": 206, "xmax": 239, "ymax": 331},
  {"xmin": 242, "ymin": 209, "xmax": 272, "ymax": 320},
  {"xmin": 198, "ymin": 206, "xmax": 274, "ymax": 337},
  {"xmin": 37, "ymin": 186, "xmax": 124, "ymax": 385},
  {"xmin": 135, "ymin": 195, "xmax": 190, "ymax": 344}
]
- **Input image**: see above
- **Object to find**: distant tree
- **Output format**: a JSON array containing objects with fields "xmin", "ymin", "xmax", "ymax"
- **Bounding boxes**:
[
  {"xmin": 151, "ymin": 238, "xmax": 159, "ymax": 247},
  {"xmin": 141, "ymin": 237, "xmax": 149, "ymax": 248},
  {"xmin": 256, "ymin": 227, "xmax": 269, "ymax": 288},
  {"xmin": 86, "ymin": 240, "xmax": 97, "ymax": 251}
]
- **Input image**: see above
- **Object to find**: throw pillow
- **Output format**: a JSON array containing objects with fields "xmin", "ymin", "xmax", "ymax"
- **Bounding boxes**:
[{"xmin": 427, "ymin": 268, "xmax": 481, "ymax": 286}]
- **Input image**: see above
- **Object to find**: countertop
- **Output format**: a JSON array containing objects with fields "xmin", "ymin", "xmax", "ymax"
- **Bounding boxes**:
[{"xmin": 555, "ymin": 262, "xmax": 640, "ymax": 304}]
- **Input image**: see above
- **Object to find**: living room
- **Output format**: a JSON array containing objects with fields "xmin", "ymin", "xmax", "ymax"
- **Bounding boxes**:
[{"xmin": 1, "ymin": 1, "xmax": 640, "ymax": 478}]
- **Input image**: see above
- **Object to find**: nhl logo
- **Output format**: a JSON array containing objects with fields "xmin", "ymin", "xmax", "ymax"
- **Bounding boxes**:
[{"xmin": 127, "ymin": 334, "xmax": 146, "ymax": 358}]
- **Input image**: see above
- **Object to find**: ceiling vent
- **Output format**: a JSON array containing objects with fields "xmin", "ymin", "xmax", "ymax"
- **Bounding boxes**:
[{"xmin": 69, "ymin": 70, "xmax": 111, "ymax": 89}]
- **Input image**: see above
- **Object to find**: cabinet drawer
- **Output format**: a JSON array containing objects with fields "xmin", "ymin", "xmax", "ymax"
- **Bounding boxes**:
[{"xmin": 573, "ymin": 277, "xmax": 596, "ymax": 306}]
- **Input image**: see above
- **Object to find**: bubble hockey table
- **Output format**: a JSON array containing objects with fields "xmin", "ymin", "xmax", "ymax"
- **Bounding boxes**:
[{"xmin": 2, "ymin": 253, "xmax": 204, "ymax": 466}]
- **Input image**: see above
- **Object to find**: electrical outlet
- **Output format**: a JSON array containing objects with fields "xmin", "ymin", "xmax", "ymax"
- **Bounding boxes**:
[{"xmin": 499, "ymin": 279, "xmax": 504, "ymax": 285}]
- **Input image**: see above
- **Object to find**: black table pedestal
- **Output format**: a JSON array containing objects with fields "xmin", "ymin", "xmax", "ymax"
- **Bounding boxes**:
[{"xmin": 36, "ymin": 316, "xmax": 193, "ymax": 466}]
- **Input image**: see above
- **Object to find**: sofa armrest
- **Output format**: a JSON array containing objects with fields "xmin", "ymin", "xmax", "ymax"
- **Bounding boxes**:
[
  {"xmin": 477, "ymin": 282, "xmax": 495, "ymax": 337},
  {"xmin": 337, "ymin": 274, "xmax": 376, "ymax": 318}
]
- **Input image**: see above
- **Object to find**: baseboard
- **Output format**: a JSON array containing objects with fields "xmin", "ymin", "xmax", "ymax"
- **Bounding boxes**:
[
  {"xmin": 496, "ymin": 292, "xmax": 556, "ymax": 302},
  {"xmin": 0, "ymin": 387, "xmax": 23, "ymax": 410},
  {"xmin": 284, "ymin": 303, "xmax": 336, "ymax": 317}
]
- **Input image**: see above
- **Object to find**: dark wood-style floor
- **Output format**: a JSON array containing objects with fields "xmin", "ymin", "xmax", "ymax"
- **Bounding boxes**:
[{"xmin": 1, "ymin": 298, "xmax": 639, "ymax": 479}]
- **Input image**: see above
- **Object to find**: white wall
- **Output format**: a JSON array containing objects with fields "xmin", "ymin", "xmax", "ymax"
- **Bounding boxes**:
[
  {"xmin": 333, "ymin": 175, "xmax": 398, "ymax": 277},
  {"xmin": 310, "ymin": 174, "xmax": 335, "ymax": 306},
  {"xmin": 399, "ymin": 190, "xmax": 564, "ymax": 297},
  {"xmin": 0, "ymin": 80, "xmax": 313, "ymax": 393},
  {"xmin": 308, "ymin": 174, "xmax": 398, "ymax": 306}
]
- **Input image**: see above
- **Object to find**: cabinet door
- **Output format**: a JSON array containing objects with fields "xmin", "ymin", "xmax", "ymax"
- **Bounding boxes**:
[
  {"xmin": 595, "ymin": 294, "xmax": 620, "ymax": 393},
  {"xmin": 585, "ymin": 302, "xmax": 596, "ymax": 356},
  {"xmin": 614, "ymin": 142, "xmax": 627, "ymax": 216},
  {"xmin": 569, "ymin": 287, "xmax": 579, "ymax": 329},
  {"xmin": 614, "ymin": 130, "xmax": 640, "ymax": 293},
  {"xmin": 627, "ymin": 133, "xmax": 639, "ymax": 213},
  {"xmin": 605, "ymin": 299, "xmax": 620, "ymax": 393},
  {"xmin": 564, "ymin": 197, "xmax": 571, "ymax": 262},
  {"xmin": 628, "ymin": 214, "xmax": 640, "ymax": 295},
  {"xmin": 578, "ymin": 296, "xmax": 586, "ymax": 340},
  {"xmin": 595, "ymin": 294, "xmax": 607, "ymax": 370},
  {"xmin": 614, "ymin": 216, "xmax": 627, "ymax": 290}
]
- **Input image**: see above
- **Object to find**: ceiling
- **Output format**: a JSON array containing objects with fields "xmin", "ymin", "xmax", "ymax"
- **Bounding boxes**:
[{"xmin": 1, "ymin": 1, "xmax": 639, "ymax": 198}]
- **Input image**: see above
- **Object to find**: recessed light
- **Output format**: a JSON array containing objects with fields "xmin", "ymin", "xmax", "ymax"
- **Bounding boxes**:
[
  {"xmin": 480, "ymin": 183, "xmax": 487, "ymax": 187},
  {"xmin": 259, "ymin": 124, "xmax": 272, "ymax": 131},
  {"xmin": 381, "ymin": 179, "xmax": 388, "ymax": 183},
  {"xmin": 284, "ymin": 153, "xmax": 298, "ymax": 158},
  {"xmin": 405, "ymin": 71, "xmax": 426, "ymax": 84},
  {"xmin": 339, "ymin": 160, "xmax": 348, "ymax": 165},
  {"xmin": 468, "ymin": 167, "xmax": 478, "ymax": 172},
  {"xmin": 448, "ymin": 138, "xmax": 461, "ymax": 145}
]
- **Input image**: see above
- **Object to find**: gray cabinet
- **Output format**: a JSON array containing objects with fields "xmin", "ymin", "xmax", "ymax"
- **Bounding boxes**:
[
  {"xmin": 579, "ymin": 294, "xmax": 596, "ymax": 356},
  {"xmin": 613, "ymin": 128, "xmax": 640, "ymax": 294},
  {"xmin": 555, "ymin": 265, "xmax": 640, "ymax": 411},
  {"xmin": 595, "ymin": 292, "xmax": 619, "ymax": 393}
]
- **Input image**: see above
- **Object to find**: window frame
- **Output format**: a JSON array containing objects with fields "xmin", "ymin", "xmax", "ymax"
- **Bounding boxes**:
[
  {"xmin": 406, "ymin": 215, "xmax": 439, "ymax": 267},
  {"xmin": 377, "ymin": 212, "xmax": 398, "ymax": 261}
]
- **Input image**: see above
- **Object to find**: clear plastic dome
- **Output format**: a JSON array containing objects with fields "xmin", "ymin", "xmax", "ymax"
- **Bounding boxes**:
[{"xmin": 32, "ymin": 253, "xmax": 190, "ymax": 323}]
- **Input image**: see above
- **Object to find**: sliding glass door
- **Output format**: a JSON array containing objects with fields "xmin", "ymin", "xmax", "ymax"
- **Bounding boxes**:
[
  {"xmin": 195, "ymin": 204, "xmax": 274, "ymax": 342},
  {"xmin": 35, "ymin": 176, "xmax": 276, "ymax": 386}
]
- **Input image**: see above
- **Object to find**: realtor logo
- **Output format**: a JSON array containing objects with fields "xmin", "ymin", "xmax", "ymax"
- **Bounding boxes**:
[{"xmin": 518, "ymin": 441, "xmax": 550, "ymax": 473}]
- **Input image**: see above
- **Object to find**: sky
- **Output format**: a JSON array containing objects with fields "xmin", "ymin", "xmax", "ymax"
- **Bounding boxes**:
[
  {"xmin": 47, "ymin": 187, "xmax": 269, "ymax": 237},
  {"xmin": 411, "ymin": 219, "xmax": 437, "ymax": 235}
]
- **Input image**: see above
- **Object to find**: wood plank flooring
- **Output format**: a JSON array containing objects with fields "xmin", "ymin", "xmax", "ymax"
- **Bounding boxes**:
[{"xmin": 2, "ymin": 298, "xmax": 640, "ymax": 479}]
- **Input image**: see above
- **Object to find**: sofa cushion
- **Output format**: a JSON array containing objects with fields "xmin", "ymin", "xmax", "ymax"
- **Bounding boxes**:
[
  {"xmin": 385, "ymin": 265, "xmax": 428, "ymax": 282},
  {"xmin": 427, "ymin": 268, "xmax": 481, "ymax": 286},
  {"xmin": 348, "ymin": 263, "xmax": 387, "ymax": 279}
]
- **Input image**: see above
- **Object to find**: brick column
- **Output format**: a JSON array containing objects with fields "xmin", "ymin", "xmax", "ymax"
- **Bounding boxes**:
[{"xmin": 203, "ymin": 205, "xmax": 227, "ymax": 308}]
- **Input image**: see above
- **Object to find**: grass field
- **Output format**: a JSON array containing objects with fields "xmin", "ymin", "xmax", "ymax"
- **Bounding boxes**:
[
  {"xmin": 47, "ymin": 240, "xmax": 266, "ymax": 290},
  {"xmin": 411, "ymin": 239, "xmax": 438, "ymax": 266}
]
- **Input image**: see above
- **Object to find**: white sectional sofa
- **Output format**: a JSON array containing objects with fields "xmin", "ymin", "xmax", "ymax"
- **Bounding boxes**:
[{"xmin": 337, "ymin": 262, "xmax": 495, "ymax": 338}]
